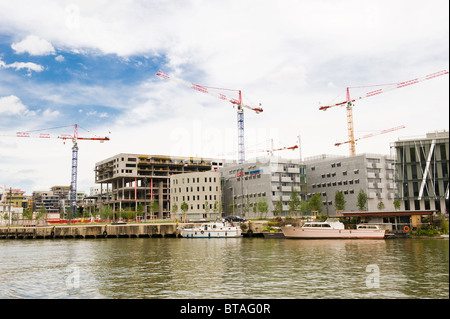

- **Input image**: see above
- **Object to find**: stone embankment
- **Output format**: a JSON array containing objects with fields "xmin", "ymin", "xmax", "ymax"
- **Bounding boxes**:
[{"xmin": 0, "ymin": 221, "xmax": 270, "ymax": 239}]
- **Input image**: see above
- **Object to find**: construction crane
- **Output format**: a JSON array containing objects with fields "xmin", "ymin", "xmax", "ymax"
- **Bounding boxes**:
[
  {"xmin": 218, "ymin": 139, "xmax": 298, "ymax": 157},
  {"xmin": 319, "ymin": 70, "xmax": 449, "ymax": 156},
  {"xmin": 8, "ymin": 124, "xmax": 109, "ymax": 221},
  {"xmin": 334, "ymin": 125, "xmax": 406, "ymax": 147},
  {"xmin": 156, "ymin": 71, "xmax": 263, "ymax": 164}
]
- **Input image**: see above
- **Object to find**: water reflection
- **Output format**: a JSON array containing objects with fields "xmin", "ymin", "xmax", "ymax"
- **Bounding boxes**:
[{"xmin": 0, "ymin": 238, "xmax": 448, "ymax": 299}]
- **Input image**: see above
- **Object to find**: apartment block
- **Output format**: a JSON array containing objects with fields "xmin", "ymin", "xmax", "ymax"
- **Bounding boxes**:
[
  {"xmin": 95, "ymin": 153, "xmax": 225, "ymax": 219},
  {"xmin": 305, "ymin": 153, "xmax": 396, "ymax": 216},
  {"xmin": 219, "ymin": 156, "xmax": 307, "ymax": 218},
  {"xmin": 391, "ymin": 131, "xmax": 449, "ymax": 213},
  {"xmin": 170, "ymin": 171, "xmax": 222, "ymax": 221}
]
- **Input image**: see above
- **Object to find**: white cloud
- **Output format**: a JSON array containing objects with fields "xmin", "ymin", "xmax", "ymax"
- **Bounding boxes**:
[
  {"xmin": 11, "ymin": 35, "xmax": 55, "ymax": 55},
  {"xmin": 0, "ymin": 57, "xmax": 44, "ymax": 75},
  {"xmin": 55, "ymin": 55, "xmax": 65, "ymax": 62},
  {"xmin": 0, "ymin": 95, "xmax": 30, "ymax": 115},
  {"xmin": 5, "ymin": 61, "xmax": 44, "ymax": 73}
]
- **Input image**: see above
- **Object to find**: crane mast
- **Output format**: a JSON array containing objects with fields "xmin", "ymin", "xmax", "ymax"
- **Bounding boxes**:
[
  {"xmin": 10, "ymin": 124, "xmax": 110, "ymax": 222},
  {"xmin": 156, "ymin": 71, "xmax": 262, "ymax": 164}
]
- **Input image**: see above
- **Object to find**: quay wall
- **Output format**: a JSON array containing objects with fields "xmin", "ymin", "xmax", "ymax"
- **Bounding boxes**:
[{"xmin": 0, "ymin": 221, "xmax": 268, "ymax": 239}]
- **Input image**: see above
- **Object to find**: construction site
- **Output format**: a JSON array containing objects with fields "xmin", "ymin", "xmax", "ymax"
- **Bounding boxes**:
[{"xmin": 94, "ymin": 154, "xmax": 226, "ymax": 220}]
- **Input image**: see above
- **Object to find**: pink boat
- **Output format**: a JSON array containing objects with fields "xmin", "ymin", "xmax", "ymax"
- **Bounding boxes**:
[{"xmin": 281, "ymin": 218, "xmax": 386, "ymax": 239}]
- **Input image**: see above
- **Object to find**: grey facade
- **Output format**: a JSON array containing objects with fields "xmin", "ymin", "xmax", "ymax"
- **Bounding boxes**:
[
  {"xmin": 305, "ymin": 153, "xmax": 396, "ymax": 216},
  {"xmin": 391, "ymin": 131, "xmax": 449, "ymax": 214},
  {"xmin": 219, "ymin": 156, "xmax": 307, "ymax": 218}
]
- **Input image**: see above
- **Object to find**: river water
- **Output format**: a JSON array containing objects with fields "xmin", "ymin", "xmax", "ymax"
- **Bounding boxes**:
[{"xmin": 0, "ymin": 237, "xmax": 448, "ymax": 299}]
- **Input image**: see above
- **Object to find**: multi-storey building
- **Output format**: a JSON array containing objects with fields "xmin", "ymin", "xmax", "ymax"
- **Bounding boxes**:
[
  {"xmin": 305, "ymin": 153, "xmax": 396, "ymax": 216},
  {"xmin": 32, "ymin": 191, "xmax": 60, "ymax": 214},
  {"xmin": 95, "ymin": 153, "xmax": 226, "ymax": 219},
  {"xmin": 219, "ymin": 156, "xmax": 307, "ymax": 218},
  {"xmin": 391, "ymin": 131, "xmax": 449, "ymax": 213},
  {"xmin": 170, "ymin": 171, "xmax": 222, "ymax": 221}
]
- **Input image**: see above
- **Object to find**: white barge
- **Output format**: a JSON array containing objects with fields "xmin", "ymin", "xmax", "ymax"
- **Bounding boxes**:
[{"xmin": 178, "ymin": 222, "xmax": 243, "ymax": 238}]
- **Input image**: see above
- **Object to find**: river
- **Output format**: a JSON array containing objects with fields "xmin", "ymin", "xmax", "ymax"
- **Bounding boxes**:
[{"xmin": 0, "ymin": 237, "xmax": 448, "ymax": 299}]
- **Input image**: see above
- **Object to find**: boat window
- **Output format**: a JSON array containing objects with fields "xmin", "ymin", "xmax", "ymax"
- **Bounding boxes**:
[{"xmin": 322, "ymin": 224, "xmax": 331, "ymax": 227}]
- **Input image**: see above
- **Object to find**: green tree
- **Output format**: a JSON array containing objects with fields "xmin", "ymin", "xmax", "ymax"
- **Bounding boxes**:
[
  {"xmin": 180, "ymin": 201, "xmax": 188, "ymax": 221},
  {"xmin": 99, "ymin": 206, "xmax": 113, "ymax": 222},
  {"xmin": 393, "ymin": 199, "xmax": 401, "ymax": 210},
  {"xmin": 334, "ymin": 191, "xmax": 346, "ymax": 212},
  {"xmin": 299, "ymin": 201, "xmax": 309, "ymax": 216},
  {"xmin": 309, "ymin": 193, "xmax": 323, "ymax": 214},
  {"xmin": 377, "ymin": 201, "xmax": 385, "ymax": 210},
  {"xmin": 257, "ymin": 198, "xmax": 269, "ymax": 219},
  {"xmin": 23, "ymin": 208, "xmax": 33, "ymax": 225},
  {"xmin": 36, "ymin": 206, "xmax": 48, "ymax": 224},
  {"xmin": 243, "ymin": 198, "xmax": 251, "ymax": 218},
  {"xmin": 274, "ymin": 198, "xmax": 283, "ymax": 217},
  {"xmin": 289, "ymin": 190, "xmax": 300, "ymax": 217},
  {"xmin": 204, "ymin": 201, "xmax": 210, "ymax": 218},
  {"xmin": 357, "ymin": 189, "xmax": 368, "ymax": 211},
  {"xmin": 149, "ymin": 200, "xmax": 159, "ymax": 219},
  {"xmin": 172, "ymin": 202, "xmax": 178, "ymax": 219}
]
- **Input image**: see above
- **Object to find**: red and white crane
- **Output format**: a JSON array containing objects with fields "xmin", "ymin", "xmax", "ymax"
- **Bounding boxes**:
[
  {"xmin": 218, "ymin": 138, "xmax": 298, "ymax": 157},
  {"xmin": 319, "ymin": 70, "xmax": 448, "ymax": 156},
  {"xmin": 3, "ymin": 124, "xmax": 109, "ymax": 221},
  {"xmin": 156, "ymin": 71, "xmax": 263, "ymax": 164},
  {"xmin": 334, "ymin": 125, "xmax": 405, "ymax": 147}
]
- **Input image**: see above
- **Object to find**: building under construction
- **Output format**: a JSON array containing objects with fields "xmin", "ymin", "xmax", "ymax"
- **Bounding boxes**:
[{"xmin": 95, "ymin": 153, "xmax": 226, "ymax": 219}]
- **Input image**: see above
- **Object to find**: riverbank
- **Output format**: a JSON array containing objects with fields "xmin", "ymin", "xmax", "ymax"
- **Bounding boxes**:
[{"xmin": 0, "ymin": 221, "xmax": 270, "ymax": 239}]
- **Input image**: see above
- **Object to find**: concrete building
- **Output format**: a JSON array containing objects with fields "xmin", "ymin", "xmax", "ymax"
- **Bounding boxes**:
[
  {"xmin": 170, "ymin": 171, "xmax": 222, "ymax": 221},
  {"xmin": 95, "ymin": 153, "xmax": 226, "ymax": 220},
  {"xmin": 391, "ymin": 131, "xmax": 449, "ymax": 214},
  {"xmin": 305, "ymin": 153, "xmax": 396, "ymax": 216},
  {"xmin": 219, "ymin": 156, "xmax": 307, "ymax": 218}
]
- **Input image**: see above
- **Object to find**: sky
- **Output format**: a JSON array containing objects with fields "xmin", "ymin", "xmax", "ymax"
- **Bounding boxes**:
[{"xmin": 0, "ymin": 0, "xmax": 448, "ymax": 195}]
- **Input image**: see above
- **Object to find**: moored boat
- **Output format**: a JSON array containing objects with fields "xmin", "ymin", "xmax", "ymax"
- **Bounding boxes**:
[
  {"xmin": 178, "ymin": 221, "xmax": 243, "ymax": 238},
  {"xmin": 281, "ymin": 218, "xmax": 386, "ymax": 239}
]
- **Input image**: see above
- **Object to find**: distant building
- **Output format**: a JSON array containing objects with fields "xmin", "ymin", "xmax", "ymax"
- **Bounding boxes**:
[
  {"xmin": 391, "ymin": 131, "xmax": 449, "ymax": 214},
  {"xmin": 305, "ymin": 153, "xmax": 396, "ymax": 216},
  {"xmin": 170, "ymin": 171, "xmax": 222, "ymax": 221},
  {"xmin": 219, "ymin": 156, "xmax": 307, "ymax": 218}
]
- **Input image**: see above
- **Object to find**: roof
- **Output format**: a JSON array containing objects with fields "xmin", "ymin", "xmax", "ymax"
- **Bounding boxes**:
[{"xmin": 341, "ymin": 210, "xmax": 434, "ymax": 217}]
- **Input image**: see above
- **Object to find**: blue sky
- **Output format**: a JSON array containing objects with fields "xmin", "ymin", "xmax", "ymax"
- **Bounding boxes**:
[{"xmin": 0, "ymin": 0, "xmax": 448, "ymax": 195}]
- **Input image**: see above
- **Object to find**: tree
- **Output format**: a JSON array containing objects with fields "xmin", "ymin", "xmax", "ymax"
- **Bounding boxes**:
[
  {"xmin": 35, "ymin": 206, "xmax": 48, "ymax": 225},
  {"xmin": 393, "ymin": 199, "xmax": 401, "ymax": 210},
  {"xmin": 357, "ymin": 189, "xmax": 368, "ymax": 211},
  {"xmin": 257, "ymin": 198, "xmax": 268, "ymax": 219},
  {"xmin": 334, "ymin": 191, "xmax": 346, "ymax": 212},
  {"xmin": 274, "ymin": 199, "xmax": 283, "ymax": 217},
  {"xmin": 299, "ymin": 201, "xmax": 309, "ymax": 216},
  {"xmin": 204, "ymin": 201, "xmax": 210, "ymax": 218},
  {"xmin": 23, "ymin": 208, "xmax": 33, "ymax": 226},
  {"xmin": 243, "ymin": 198, "xmax": 251, "ymax": 218},
  {"xmin": 149, "ymin": 200, "xmax": 159, "ymax": 219},
  {"xmin": 377, "ymin": 201, "xmax": 385, "ymax": 210},
  {"xmin": 99, "ymin": 206, "xmax": 113, "ymax": 222},
  {"xmin": 180, "ymin": 201, "xmax": 188, "ymax": 222},
  {"xmin": 309, "ymin": 193, "xmax": 323, "ymax": 215},
  {"xmin": 289, "ymin": 190, "xmax": 300, "ymax": 217},
  {"xmin": 172, "ymin": 202, "xmax": 178, "ymax": 220}
]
